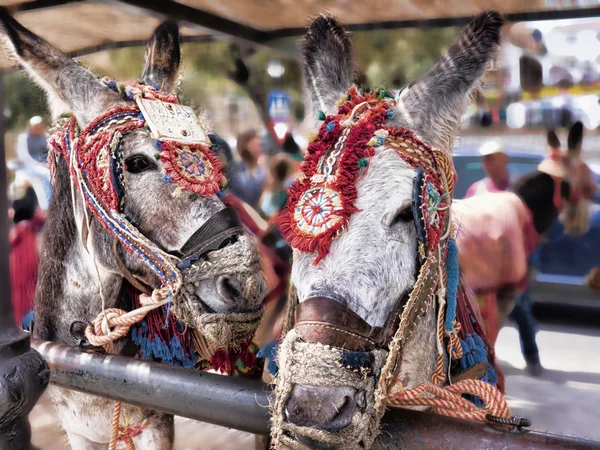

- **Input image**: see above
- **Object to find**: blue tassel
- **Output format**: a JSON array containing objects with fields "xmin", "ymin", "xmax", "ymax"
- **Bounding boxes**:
[
  {"xmin": 163, "ymin": 175, "xmax": 173, "ymax": 183},
  {"xmin": 386, "ymin": 109, "xmax": 394, "ymax": 119},
  {"xmin": 444, "ymin": 238, "xmax": 459, "ymax": 332},
  {"xmin": 22, "ymin": 310, "xmax": 35, "ymax": 331},
  {"xmin": 326, "ymin": 121, "xmax": 335, "ymax": 133},
  {"xmin": 257, "ymin": 341, "xmax": 279, "ymax": 377},
  {"xmin": 458, "ymin": 332, "xmax": 498, "ymax": 407},
  {"xmin": 105, "ymin": 79, "xmax": 118, "ymax": 92}
]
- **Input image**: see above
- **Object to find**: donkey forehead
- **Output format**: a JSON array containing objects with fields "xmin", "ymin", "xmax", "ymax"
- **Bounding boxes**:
[
  {"xmin": 294, "ymin": 148, "xmax": 416, "ymax": 267},
  {"xmin": 353, "ymin": 148, "xmax": 416, "ymax": 209},
  {"xmin": 120, "ymin": 128, "xmax": 158, "ymax": 156}
]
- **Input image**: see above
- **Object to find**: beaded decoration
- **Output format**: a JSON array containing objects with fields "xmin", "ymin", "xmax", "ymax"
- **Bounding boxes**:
[{"xmin": 279, "ymin": 87, "xmax": 453, "ymax": 264}]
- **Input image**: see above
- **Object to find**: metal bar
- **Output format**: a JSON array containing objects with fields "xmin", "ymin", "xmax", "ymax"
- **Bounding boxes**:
[
  {"xmin": 31, "ymin": 339, "xmax": 271, "ymax": 435},
  {"xmin": 117, "ymin": 0, "xmax": 270, "ymax": 43},
  {"xmin": 267, "ymin": 7, "xmax": 600, "ymax": 39},
  {"xmin": 33, "ymin": 339, "xmax": 599, "ymax": 449},
  {"xmin": 10, "ymin": 0, "xmax": 83, "ymax": 13}
]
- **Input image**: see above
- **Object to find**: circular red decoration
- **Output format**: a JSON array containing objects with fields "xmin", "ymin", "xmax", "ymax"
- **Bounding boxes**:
[
  {"xmin": 160, "ymin": 142, "xmax": 223, "ymax": 196},
  {"xmin": 293, "ymin": 186, "xmax": 344, "ymax": 238}
]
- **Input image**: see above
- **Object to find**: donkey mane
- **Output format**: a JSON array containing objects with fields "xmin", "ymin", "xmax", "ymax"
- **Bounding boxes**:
[
  {"xmin": 34, "ymin": 157, "xmax": 75, "ymax": 341},
  {"xmin": 513, "ymin": 170, "xmax": 560, "ymax": 235}
]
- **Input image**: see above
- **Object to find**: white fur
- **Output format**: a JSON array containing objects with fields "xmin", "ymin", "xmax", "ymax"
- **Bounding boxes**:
[{"xmin": 292, "ymin": 147, "xmax": 417, "ymax": 327}]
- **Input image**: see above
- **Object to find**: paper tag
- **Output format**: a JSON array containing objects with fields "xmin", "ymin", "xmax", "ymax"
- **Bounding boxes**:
[{"xmin": 136, "ymin": 98, "xmax": 210, "ymax": 145}]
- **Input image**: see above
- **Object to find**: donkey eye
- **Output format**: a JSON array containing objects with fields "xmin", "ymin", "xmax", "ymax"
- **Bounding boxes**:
[
  {"xmin": 125, "ymin": 155, "xmax": 153, "ymax": 174},
  {"xmin": 389, "ymin": 205, "xmax": 413, "ymax": 227}
]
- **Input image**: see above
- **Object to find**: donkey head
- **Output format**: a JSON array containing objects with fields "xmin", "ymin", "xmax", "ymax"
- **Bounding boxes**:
[
  {"xmin": 275, "ymin": 12, "xmax": 503, "ymax": 447},
  {"xmin": 0, "ymin": 11, "xmax": 265, "ymax": 316},
  {"xmin": 541, "ymin": 123, "xmax": 596, "ymax": 236}
]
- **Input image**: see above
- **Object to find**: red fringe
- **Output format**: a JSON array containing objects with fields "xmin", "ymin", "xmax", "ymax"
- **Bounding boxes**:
[
  {"xmin": 278, "ymin": 88, "xmax": 392, "ymax": 264},
  {"xmin": 456, "ymin": 279, "xmax": 505, "ymax": 393},
  {"xmin": 210, "ymin": 340, "xmax": 261, "ymax": 378}
]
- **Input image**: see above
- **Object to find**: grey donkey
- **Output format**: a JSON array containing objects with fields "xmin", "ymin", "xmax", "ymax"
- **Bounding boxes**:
[
  {"xmin": 285, "ymin": 11, "xmax": 503, "ymax": 436},
  {"xmin": 0, "ymin": 9, "xmax": 264, "ymax": 449}
]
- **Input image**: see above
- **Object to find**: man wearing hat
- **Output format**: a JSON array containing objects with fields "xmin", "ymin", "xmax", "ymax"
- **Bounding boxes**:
[
  {"xmin": 465, "ymin": 140, "xmax": 510, "ymax": 198},
  {"xmin": 464, "ymin": 139, "xmax": 543, "ymax": 376}
]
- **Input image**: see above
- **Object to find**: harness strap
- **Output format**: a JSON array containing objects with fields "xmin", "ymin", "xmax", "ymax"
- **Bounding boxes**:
[
  {"xmin": 295, "ymin": 296, "xmax": 408, "ymax": 352},
  {"xmin": 175, "ymin": 207, "xmax": 243, "ymax": 258}
]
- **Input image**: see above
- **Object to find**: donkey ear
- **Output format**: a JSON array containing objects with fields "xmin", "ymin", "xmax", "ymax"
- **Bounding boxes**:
[
  {"xmin": 547, "ymin": 130, "xmax": 561, "ymax": 149},
  {"xmin": 301, "ymin": 16, "xmax": 354, "ymax": 119},
  {"xmin": 567, "ymin": 121, "xmax": 584, "ymax": 158},
  {"xmin": 141, "ymin": 21, "xmax": 181, "ymax": 93},
  {"xmin": 394, "ymin": 11, "xmax": 504, "ymax": 151},
  {"xmin": 0, "ymin": 8, "xmax": 120, "ymax": 124}
]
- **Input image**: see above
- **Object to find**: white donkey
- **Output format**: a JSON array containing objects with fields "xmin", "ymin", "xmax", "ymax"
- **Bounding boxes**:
[{"xmin": 268, "ymin": 11, "xmax": 510, "ymax": 450}]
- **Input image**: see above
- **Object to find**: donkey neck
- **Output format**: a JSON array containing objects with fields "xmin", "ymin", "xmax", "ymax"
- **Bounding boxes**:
[
  {"xmin": 513, "ymin": 171, "xmax": 559, "ymax": 236},
  {"xmin": 33, "ymin": 159, "xmax": 124, "ymax": 344}
]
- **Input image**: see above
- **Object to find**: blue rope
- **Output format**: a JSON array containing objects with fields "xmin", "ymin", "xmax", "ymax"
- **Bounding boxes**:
[
  {"xmin": 444, "ymin": 238, "xmax": 459, "ymax": 332},
  {"xmin": 257, "ymin": 341, "xmax": 279, "ymax": 377}
]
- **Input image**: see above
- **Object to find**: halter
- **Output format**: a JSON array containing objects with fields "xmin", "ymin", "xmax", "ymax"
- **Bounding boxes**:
[
  {"xmin": 272, "ymin": 87, "xmax": 509, "ymax": 449},
  {"xmin": 48, "ymin": 80, "xmax": 262, "ymax": 368},
  {"xmin": 48, "ymin": 80, "xmax": 233, "ymax": 302}
]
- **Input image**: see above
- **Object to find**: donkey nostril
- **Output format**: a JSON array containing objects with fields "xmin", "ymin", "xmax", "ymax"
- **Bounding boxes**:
[
  {"xmin": 216, "ymin": 275, "xmax": 243, "ymax": 305},
  {"xmin": 286, "ymin": 385, "xmax": 357, "ymax": 431}
]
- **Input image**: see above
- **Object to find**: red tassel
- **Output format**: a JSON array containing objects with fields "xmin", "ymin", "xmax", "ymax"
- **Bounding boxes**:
[
  {"xmin": 210, "ymin": 341, "xmax": 260, "ymax": 378},
  {"xmin": 278, "ymin": 88, "xmax": 393, "ymax": 263}
]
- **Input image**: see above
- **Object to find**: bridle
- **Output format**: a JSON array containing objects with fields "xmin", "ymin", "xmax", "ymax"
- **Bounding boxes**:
[
  {"xmin": 48, "ymin": 81, "xmax": 260, "ymax": 360},
  {"xmin": 48, "ymin": 80, "xmax": 240, "ymax": 303},
  {"xmin": 273, "ymin": 87, "xmax": 466, "ymax": 449}
]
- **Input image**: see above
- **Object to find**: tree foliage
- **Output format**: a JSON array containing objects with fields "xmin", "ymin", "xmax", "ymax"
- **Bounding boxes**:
[
  {"xmin": 2, "ymin": 26, "xmax": 459, "ymax": 132},
  {"xmin": 3, "ymin": 72, "xmax": 50, "ymax": 131}
]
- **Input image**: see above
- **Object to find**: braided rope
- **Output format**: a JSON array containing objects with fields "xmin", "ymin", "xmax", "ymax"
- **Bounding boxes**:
[
  {"xmin": 388, "ymin": 379, "xmax": 511, "ymax": 422},
  {"xmin": 108, "ymin": 401, "xmax": 123, "ymax": 450}
]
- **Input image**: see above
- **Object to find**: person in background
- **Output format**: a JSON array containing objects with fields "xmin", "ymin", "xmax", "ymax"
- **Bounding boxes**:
[
  {"xmin": 230, "ymin": 129, "xmax": 267, "ymax": 209},
  {"xmin": 465, "ymin": 140, "xmax": 510, "ymax": 197},
  {"xmin": 282, "ymin": 132, "xmax": 304, "ymax": 163},
  {"xmin": 9, "ymin": 184, "xmax": 44, "ymax": 329},
  {"xmin": 260, "ymin": 153, "xmax": 294, "ymax": 219},
  {"xmin": 18, "ymin": 116, "xmax": 48, "ymax": 164},
  {"xmin": 13, "ymin": 116, "xmax": 52, "ymax": 210},
  {"xmin": 465, "ymin": 139, "xmax": 542, "ymax": 377}
]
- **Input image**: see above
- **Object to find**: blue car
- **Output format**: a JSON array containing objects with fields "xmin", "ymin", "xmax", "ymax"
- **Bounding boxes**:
[{"xmin": 453, "ymin": 148, "xmax": 600, "ymax": 307}]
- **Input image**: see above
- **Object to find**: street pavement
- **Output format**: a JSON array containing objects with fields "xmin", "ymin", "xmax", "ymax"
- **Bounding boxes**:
[{"xmin": 29, "ymin": 312, "xmax": 600, "ymax": 449}]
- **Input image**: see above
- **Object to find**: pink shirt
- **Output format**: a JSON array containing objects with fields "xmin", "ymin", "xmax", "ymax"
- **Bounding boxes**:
[{"xmin": 465, "ymin": 177, "xmax": 509, "ymax": 198}]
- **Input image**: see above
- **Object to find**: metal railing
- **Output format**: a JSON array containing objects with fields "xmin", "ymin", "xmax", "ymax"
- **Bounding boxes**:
[{"xmin": 31, "ymin": 339, "xmax": 599, "ymax": 450}]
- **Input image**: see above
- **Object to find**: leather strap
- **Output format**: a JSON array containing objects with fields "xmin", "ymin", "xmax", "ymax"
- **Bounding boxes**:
[
  {"xmin": 175, "ymin": 207, "xmax": 243, "ymax": 258},
  {"xmin": 294, "ymin": 296, "xmax": 408, "ymax": 352}
]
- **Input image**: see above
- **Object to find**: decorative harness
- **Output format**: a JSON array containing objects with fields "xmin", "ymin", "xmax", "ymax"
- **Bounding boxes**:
[
  {"xmin": 48, "ymin": 81, "xmax": 262, "ymax": 447},
  {"xmin": 49, "ymin": 81, "xmax": 228, "ymax": 306},
  {"xmin": 271, "ymin": 87, "xmax": 521, "ymax": 449}
]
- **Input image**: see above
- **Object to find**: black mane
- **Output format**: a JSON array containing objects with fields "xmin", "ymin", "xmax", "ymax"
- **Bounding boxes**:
[{"xmin": 513, "ymin": 170, "xmax": 560, "ymax": 236}]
